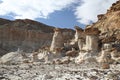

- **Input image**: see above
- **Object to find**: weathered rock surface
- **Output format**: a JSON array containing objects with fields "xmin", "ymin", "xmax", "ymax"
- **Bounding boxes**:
[
  {"xmin": 0, "ymin": 18, "xmax": 11, "ymax": 25},
  {"xmin": 90, "ymin": 0, "xmax": 120, "ymax": 47},
  {"xmin": 0, "ymin": 51, "xmax": 22, "ymax": 64},
  {"xmin": 0, "ymin": 19, "xmax": 54, "ymax": 56},
  {"xmin": 91, "ymin": 0, "xmax": 120, "ymax": 32},
  {"xmin": 85, "ymin": 28, "xmax": 100, "ymax": 52},
  {"xmin": 74, "ymin": 26, "xmax": 85, "ymax": 42},
  {"xmin": 0, "ymin": 18, "xmax": 74, "ymax": 56},
  {"xmin": 50, "ymin": 28, "xmax": 64, "ymax": 52},
  {"xmin": 83, "ymin": 0, "xmax": 120, "ymax": 66}
]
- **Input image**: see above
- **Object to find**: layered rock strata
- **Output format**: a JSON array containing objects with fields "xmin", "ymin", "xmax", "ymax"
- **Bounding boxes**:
[{"xmin": 0, "ymin": 19, "xmax": 74, "ymax": 56}]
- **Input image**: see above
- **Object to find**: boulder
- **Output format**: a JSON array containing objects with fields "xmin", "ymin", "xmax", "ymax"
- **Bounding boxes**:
[
  {"xmin": 75, "ymin": 51, "xmax": 98, "ymax": 64},
  {"xmin": 0, "ymin": 51, "xmax": 22, "ymax": 64},
  {"xmin": 65, "ymin": 48, "xmax": 78, "ymax": 57},
  {"xmin": 98, "ymin": 50, "xmax": 114, "ymax": 64},
  {"xmin": 101, "ymin": 63, "xmax": 110, "ymax": 69}
]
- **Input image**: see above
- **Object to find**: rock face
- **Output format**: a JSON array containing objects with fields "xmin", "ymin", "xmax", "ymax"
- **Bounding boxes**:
[
  {"xmin": 94, "ymin": 0, "xmax": 120, "ymax": 65},
  {"xmin": 0, "ymin": 18, "xmax": 74, "ymax": 56},
  {"xmin": 0, "ymin": 18, "xmax": 11, "ymax": 25},
  {"xmin": 90, "ymin": 0, "xmax": 120, "ymax": 45},
  {"xmin": 91, "ymin": 0, "xmax": 120, "ymax": 32},
  {"xmin": 90, "ymin": 1, "xmax": 120, "ymax": 53},
  {"xmin": 0, "ymin": 19, "xmax": 54, "ymax": 55},
  {"xmin": 75, "ymin": 1, "xmax": 120, "ymax": 64}
]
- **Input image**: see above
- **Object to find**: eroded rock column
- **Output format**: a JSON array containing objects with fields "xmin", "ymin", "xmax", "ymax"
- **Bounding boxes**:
[
  {"xmin": 85, "ymin": 28, "xmax": 100, "ymax": 52},
  {"xmin": 74, "ymin": 26, "xmax": 85, "ymax": 42},
  {"xmin": 74, "ymin": 26, "xmax": 86, "ymax": 51},
  {"xmin": 50, "ymin": 28, "xmax": 64, "ymax": 52}
]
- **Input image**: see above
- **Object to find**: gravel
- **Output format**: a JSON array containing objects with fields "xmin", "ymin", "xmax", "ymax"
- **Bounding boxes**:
[{"xmin": 0, "ymin": 62, "xmax": 120, "ymax": 80}]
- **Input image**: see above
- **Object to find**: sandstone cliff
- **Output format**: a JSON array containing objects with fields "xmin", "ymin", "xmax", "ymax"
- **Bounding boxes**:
[
  {"xmin": 89, "ymin": 0, "xmax": 120, "ymax": 47},
  {"xmin": 91, "ymin": 0, "xmax": 120, "ymax": 34},
  {"xmin": 0, "ymin": 18, "xmax": 74, "ymax": 56},
  {"xmin": 0, "ymin": 18, "xmax": 12, "ymax": 25},
  {"xmin": 78, "ymin": 0, "xmax": 120, "ymax": 64}
]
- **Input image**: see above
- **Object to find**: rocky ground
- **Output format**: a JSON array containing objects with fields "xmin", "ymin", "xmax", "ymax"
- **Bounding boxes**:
[{"xmin": 0, "ymin": 62, "xmax": 120, "ymax": 80}]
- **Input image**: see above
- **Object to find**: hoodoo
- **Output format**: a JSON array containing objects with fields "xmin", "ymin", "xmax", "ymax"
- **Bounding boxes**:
[
  {"xmin": 74, "ymin": 26, "xmax": 85, "ymax": 42},
  {"xmin": 85, "ymin": 27, "xmax": 101, "ymax": 52},
  {"xmin": 50, "ymin": 28, "xmax": 64, "ymax": 52}
]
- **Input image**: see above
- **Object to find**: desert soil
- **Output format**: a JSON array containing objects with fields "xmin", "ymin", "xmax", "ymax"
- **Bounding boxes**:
[{"xmin": 0, "ymin": 62, "xmax": 120, "ymax": 80}]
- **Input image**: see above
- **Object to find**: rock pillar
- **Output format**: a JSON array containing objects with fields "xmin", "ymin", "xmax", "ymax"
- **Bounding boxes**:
[
  {"xmin": 50, "ymin": 28, "xmax": 64, "ymax": 52},
  {"xmin": 85, "ymin": 28, "xmax": 100, "ymax": 52}
]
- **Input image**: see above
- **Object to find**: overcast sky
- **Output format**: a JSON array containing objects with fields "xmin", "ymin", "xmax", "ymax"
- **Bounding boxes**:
[{"xmin": 0, "ymin": 0, "xmax": 118, "ymax": 28}]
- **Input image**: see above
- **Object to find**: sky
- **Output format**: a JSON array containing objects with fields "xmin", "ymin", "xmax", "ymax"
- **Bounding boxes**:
[{"xmin": 0, "ymin": 0, "xmax": 118, "ymax": 29}]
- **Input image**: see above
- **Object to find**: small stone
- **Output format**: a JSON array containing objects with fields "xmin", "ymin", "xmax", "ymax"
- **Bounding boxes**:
[
  {"xmin": 43, "ymin": 74, "xmax": 53, "ymax": 79},
  {"xmin": 89, "ymin": 76, "xmax": 98, "ymax": 80},
  {"xmin": 0, "ymin": 76, "xmax": 6, "ymax": 79},
  {"xmin": 106, "ymin": 73, "xmax": 119, "ymax": 80},
  {"xmin": 101, "ymin": 63, "xmax": 110, "ymax": 69}
]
